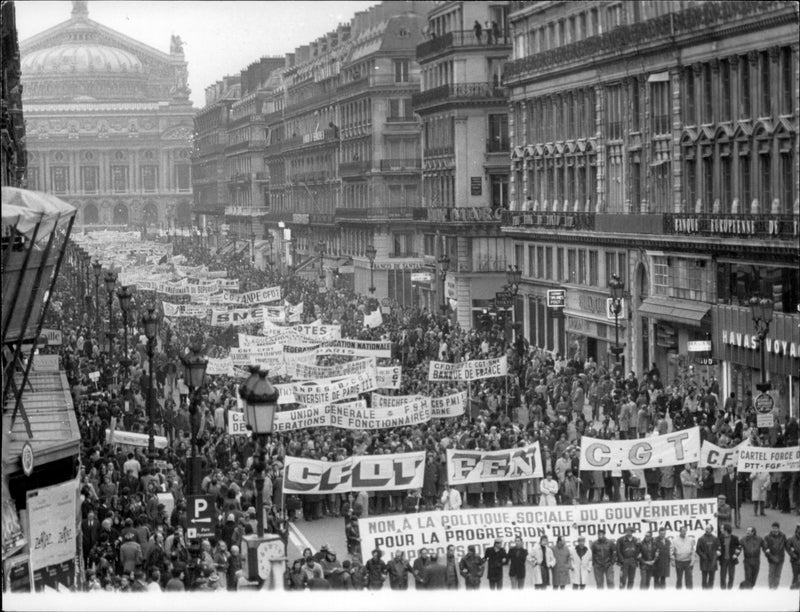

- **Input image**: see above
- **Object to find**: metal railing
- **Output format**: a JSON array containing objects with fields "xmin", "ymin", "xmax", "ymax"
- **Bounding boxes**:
[
  {"xmin": 412, "ymin": 82, "xmax": 507, "ymax": 108},
  {"xmin": 663, "ymin": 212, "xmax": 799, "ymax": 240},
  {"xmin": 416, "ymin": 29, "xmax": 511, "ymax": 60},
  {"xmin": 340, "ymin": 161, "xmax": 372, "ymax": 176},
  {"xmin": 379, "ymin": 159, "xmax": 422, "ymax": 171},
  {"xmin": 335, "ymin": 207, "xmax": 428, "ymax": 221}
]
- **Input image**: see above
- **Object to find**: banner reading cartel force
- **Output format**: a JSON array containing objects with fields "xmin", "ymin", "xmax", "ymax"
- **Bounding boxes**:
[{"xmin": 736, "ymin": 445, "xmax": 800, "ymax": 472}]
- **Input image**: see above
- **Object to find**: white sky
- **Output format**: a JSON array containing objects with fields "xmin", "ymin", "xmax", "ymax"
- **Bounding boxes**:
[{"xmin": 15, "ymin": 0, "xmax": 376, "ymax": 108}]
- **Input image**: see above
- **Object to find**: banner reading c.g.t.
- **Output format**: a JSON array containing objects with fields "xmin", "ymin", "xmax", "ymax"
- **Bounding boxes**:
[
  {"xmin": 579, "ymin": 427, "xmax": 701, "ymax": 471},
  {"xmin": 282, "ymin": 451, "xmax": 425, "ymax": 494}
]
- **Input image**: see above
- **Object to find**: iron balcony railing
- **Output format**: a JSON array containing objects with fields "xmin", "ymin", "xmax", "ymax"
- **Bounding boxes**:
[
  {"xmin": 412, "ymin": 82, "xmax": 507, "ymax": 109},
  {"xmin": 416, "ymin": 29, "xmax": 511, "ymax": 60},
  {"xmin": 379, "ymin": 159, "xmax": 422, "ymax": 171},
  {"xmin": 335, "ymin": 207, "xmax": 428, "ymax": 221}
]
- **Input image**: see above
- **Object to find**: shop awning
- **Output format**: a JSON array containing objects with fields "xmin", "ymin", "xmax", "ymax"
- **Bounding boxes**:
[
  {"xmin": 2, "ymin": 371, "xmax": 81, "ymax": 474},
  {"xmin": 638, "ymin": 296, "xmax": 711, "ymax": 327}
]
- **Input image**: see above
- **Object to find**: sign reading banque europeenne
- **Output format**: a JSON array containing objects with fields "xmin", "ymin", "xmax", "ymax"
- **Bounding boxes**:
[
  {"xmin": 736, "ymin": 446, "xmax": 800, "ymax": 472},
  {"xmin": 579, "ymin": 427, "xmax": 701, "ymax": 471},
  {"xmin": 428, "ymin": 355, "xmax": 508, "ymax": 382},
  {"xmin": 359, "ymin": 499, "xmax": 717, "ymax": 563},
  {"xmin": 282, "ymin": 451, "xmax": 425, "ymax": 494},
  {"xmin": 447, "ymin": 442, "xmax": 543, "ymax": 485}
]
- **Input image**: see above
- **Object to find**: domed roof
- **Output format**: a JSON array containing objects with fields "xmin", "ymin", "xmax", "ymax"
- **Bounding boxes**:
[{"xmin": 22, "ymin": 43, "xmax": 143, "ymax": 76}]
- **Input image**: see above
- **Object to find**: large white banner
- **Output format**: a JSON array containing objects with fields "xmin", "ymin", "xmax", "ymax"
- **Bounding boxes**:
[
  {"xmin": 373, "ymin": 393, "xmax": 421, "ymax": 408},
  {"xmin": 317, "ymin": 339, "xmax": 392, "ymax": 358},
  {"xmin": 273, "ymin": 400, "xmax": 368, "ymax": 432},
  {"xmin": 359, "ymin": 499, "xmax": 718, "ymax": 563},
  {"xmin": 736, "ymin": 445, "xmax": 800, "ymax": 472},
  {"xmin": 447, "ymin": 442, "xmax": 543, "ymax": 485},
  {"xmin": 105, "ymin": 429, "xmax": 170, "ymax": 449},
  {"xmin": 291, "ymin": 370, "xmax": 378, "ymax": 405},
  {"xmin": 27, "ymin": 479, "xmax": 79, "ymax": 574},
  {"xmin": 428, "ymin": 356, "xmax": 508, "ymax": 382},
  {"xmin": 222, "ymin": 285, "xmax": 281, "ymax": 305},
  {"xmin": 210, "ymin": 306, "xmax": 264, "ymax": 326},
  {"xmin": 294, "ymin": 357, "xmax": 375, "ymax": 381},
  {"xmin": 579, "ymin": 427, "xmax": 701, "ymax": 471},
  {"xmin": 282, "ymin": 345, "xmax": 320, "ymax": 377},
  {"xmin": 206, "ymin": 356, "xmax": 235, "ymax": 376},
  {"xmin": 283, "ymin": 451, "xmax": 425, "ymax": 494},
  {"xmin": 229, "ymin": 345, "xmax": 284, "ymax": 368},
  {"xmin": 698, "ymin": 439, "xmax": 749, "ymax": 469},
  {"xmin": 431, "ymin": 391, "xmax": 468, "ymax": 418},
  {"xmin": 291, "ymin": 323, "xmax": 341, "ymax": 342},
  {"xmin": 162, "ymin": 302, "xmax": 208, "ymax": 318},
  {"xmin": 376, "ymin": 365, "xmax": 402, "ymax": 389}
]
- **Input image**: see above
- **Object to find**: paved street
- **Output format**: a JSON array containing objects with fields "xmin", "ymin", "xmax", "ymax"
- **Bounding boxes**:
[{"xmin": 288, "ymin": 504, "xmax": 798, "ymax": 591}]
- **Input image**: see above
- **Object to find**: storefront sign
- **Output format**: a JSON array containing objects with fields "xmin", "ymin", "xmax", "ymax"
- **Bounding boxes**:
[
  {"xmin": 359, "ymin": 499, "xmax": 717, "ymax": 563},
  {"xmin": 754, "ymin": 392, "xmax": 775, "ymax": 414},
  {"xmin": 720, "ymin": 329, "xmax": 798, "ymax": 357},
  {"xmin": 27, "ymin": 479, "xmax": 78, "ymax": 591},
  {"xmin": 665, "ymin": 213, "xmax": 798, "ymax": 239},
  {"xmin": 427, "ymin": 207, "xmax": 503, "ymax": 223},
  {"xmin": 470, "ymin": 176, "xmax": 482, "ymax": 196},
  {"xmin": 32, "ymin": 355, "xmax": 59, "ymax": 372},
  {"xmin": 506, "ymin": 211, "xmax": 595, "ymax": 231},
  {"xmin": 580, "ymin": 427, "xmax": 701, "ymax": 471},
  {"xmin": 411, "ymin": 272, "xmax": 432, "ymax": 283},
  {"xmin": 605, "ymin": 298, "xmax": 627, "ymax": 320},
  {"xmin": 687, "ymin": 340, "xmax": 712, "ymax": 352},
  {"xmin": 547, "ymin": 290, "xmax": 566, "ymax": 308},
  {"xmin": 737, "ymin": 446, "xmax": 800, "ymax": 472},
  {"xmin": 372, "ymin": 259, "xmax": 424, "ymax": 271},
  {"xmin": 39, "ymin": 329, "xmax": 63, "ymax": 346}
]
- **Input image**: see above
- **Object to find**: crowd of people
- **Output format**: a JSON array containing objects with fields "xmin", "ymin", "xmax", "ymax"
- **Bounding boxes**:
[{"xmin": 42, "ymin": 232, "xmax": 800, "ymax": 592}]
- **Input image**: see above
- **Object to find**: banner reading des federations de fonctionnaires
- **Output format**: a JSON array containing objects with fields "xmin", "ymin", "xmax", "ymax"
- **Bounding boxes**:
[
  {"xmin": 283, "ymin": 451, "xmax": 425, "ymax": 494},
  {"xmin": 579, "ymin": 427, "xmax": 701, "ymax": 471},
  {"xmin": 359, "ymin": 499, "xmax": 718, "ymax": 563},
  {"xmin": 736, "ymin": 445, "xmax": 800, "ymax": 472},
  {"xmin": 446, "ymin": 442, "xmax": 543, "ymax": 485},
  {"xmin": 428, "ymin": 355, "xmax": 508, "ymax": 382}
]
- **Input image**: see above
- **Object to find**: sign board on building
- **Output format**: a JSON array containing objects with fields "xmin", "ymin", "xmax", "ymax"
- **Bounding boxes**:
[
  {"xmin": 470, "ymin": 176, "xmax": 482, "ymax": 196},
  {"xmin": 495, "ymin": 291, "xmax": 514, "ymax": 309},
  {"xmin": 186, "ymin": 495, "xmax": 216, "ymax": 539},
  {"xmin": 32, "ymin": 354, "xmax": 59, "ymax": 372},
  {"xmin": 39, "ymin": 329, "xmax": 63, "ymax": 346},
  {"xmin": 687, "ymin": 340, "xmax": 712, "ymax": 352},
  {"xmin": 411, "ymin": 272, "xmax": 432, "ymax": 283},
  {"xmin": 605, "ymin": 298, "xmax": 627, "ymax": 320},
  {"xmin": 547, "ymin": 290, "xmax": 566, "ymax": 308}
]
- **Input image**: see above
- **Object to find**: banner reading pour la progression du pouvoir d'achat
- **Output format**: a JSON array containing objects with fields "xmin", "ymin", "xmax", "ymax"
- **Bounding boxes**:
[{"xmin": 359, "ymin": 499, "xmax": 717, "ymax": 562}]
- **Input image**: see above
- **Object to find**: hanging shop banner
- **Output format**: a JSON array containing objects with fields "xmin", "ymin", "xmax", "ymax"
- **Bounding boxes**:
[
  {"xmin": 162, "ymin": 302, "xmax": 208, "ymax": 318},
  {"xmin": 26, "ymin": 479, "xmax": 79, "ymax": 591},
  {"xmin": 698, "ymin": 439, "xmax": 750, "ymax": 469},
  {"xmin": 447, "ymin": 442, "xmax": 543, "ymax": 485},
  {"xmin": 272, "ymin": 400, "xmax": 367, "ymax": 432},
  {"xmin": 294, "ymin": 357, "xmax": 375, "ymax": 381},
  {"xmin": 359, "ymin": 499, "xmax": 718, "ymax": 563},
  {"xmin": 431, "ymin": 391, "xmax": 468, "ymax": 418},
  {"xmin": 291, "ymin": 370, "xmax": 378, "ymax": 405},
  {"xmin": 283, "ymin": 451, "xmax": 425, "ymax": 494},
  {"xmin": 222, "ymin": 285, "xmax": 282, "ymax": 305},
  {"xmin": 206, "ymin": 357, "xmax": 235, "ymax": 377},
  {"xmin": 316, "ymin": 339, "xmax": 392, "ymax": 359},
  {"xmin": 736, "ymin": 445, "xmax": 800, "ymax": 472},
  {"xmin": 376, "ymin": 365, "xmax": 402, "ymax": 389},
  {"xmin": 210, "ymin": 306, "xmax": 263, "ymax": 327},
  {"xmin": 105, "ymin": 429, "xmax": 169, "ymax": 449},
  {"xmin": 579, "ymin": 427, "xmax": 701, "ymax": 471},
  {"xmin": 428, "ymin": 356, "xmax": 508, "ymax": 382}
]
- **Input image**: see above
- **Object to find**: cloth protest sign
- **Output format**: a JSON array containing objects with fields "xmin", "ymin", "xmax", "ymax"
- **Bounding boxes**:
[
  {"xmin": 229, "ymin": 345, "xmax": 284, "ymax": 368},
  {"xmin": 210, "ymin": 306, "xmax": 263, "ymax": 326},
  {"xmin": 162, "ymin": 302, "xmax": 208, "ymax": 318},
  {"xmin": 104, "ymin": 429, "xmax": 169, "ymax": 449},
  {"xmin": 447, "ymin": 442, "xmax": 543, "ymax": 485},
  {"xmin": 372, "ymin": 393, "xmax": 421, "ymax": 408},
  {"xmin": 316, "ymin": 339, "xmax": 391, "ymax": 358},
  {"xmin": 430, "ymin": 391, "xmax": 467, "ymax": 418},
  {"xmin": 283, "ymin": 451, "xmax": 425, "ymax": 494},
  {"xmin": 294, "ymin": 357, "xmax": 375, "ymax": 381},
  {"xmin": 221, "ymin": 285, "xmax": 281, "ymax": 305},
  {"xmin": 364, "ymin": 308, "xmax": 383, "ymax": 329},
  {"xmin": 290, "ymin": 323, "xmax": 341, "ymax": 342},
  {"xmin": 736, "ymin": 445, "xmax": 800, "ymax": 472},
  {"xmin": 698, "ymin": 439, "xmax": 750, "ymax": 469},
  {"xmin": 206, "ymin": 357, "xmax": 235, "ymax": 376},
  {"xmin": 290, "ymin": 370, "xmax": 378, "ymax": 405},
  {"xmin": 287, "ymin": 301, "xmax": 304, "ymax": 323},
  {"xmin": 272, "ymin": 400, "xmax": 367, "ymax": 432},
  {"xmin": 263, "ymin": 305, "xmax": 286, "ymax": 324},
  {"xmin": 376, "ymin": 365, "xmax": 402, "ymax": 389},
  {"xmin": 579, "ymin": 427, "xmax": 701, "ymax": 471},
  {"xmin": 227, "ymin": 410, "xmax": 249, "ymax": 436},
  {"xmin": 359, "ymin": 499, "xmax": 718, "ymax": 563},
  {"xmin": 428, "ymin": 356, "xmax": 508, "ymax": 382}
]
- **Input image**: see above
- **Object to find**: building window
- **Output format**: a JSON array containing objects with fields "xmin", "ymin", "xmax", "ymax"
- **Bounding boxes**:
[
  {"xmin": 51, "ymin": 166, "xmax": 69, "ymax": 193},
  {"xmin": 545, "ymin": 247, "xmax": 553, "ymax": 281},
  {"xmin": 556, "ymin": 247, "xmax": 564, "ymax": 282},
  {"xmin": 702, "ymin": 64, "xmax": 713, "ymax": 124},
  {"xmin": 528, "ymin": 246, "xmax": 535, "ymax": 278},
  {"xmin": 606, "ymin": 84, "xmax": 622, "ymax": 140},
  {"xmin": 702, "ymin": 155, "xmax": 713, "ymax": 212},
  {"xmin": 490, "ymin": 175, "xmax": 508, "ymax": 209},
  {"xmin": 567, "ymin": 249, "xmax": 577, "ymax": 283},
  {"xmin": 578, "ymin": 249, "xmax": 587, "ymax": 284},
  {"xmin": 650, "ymin": 158, "xmax": 670, "ymax": 213},
  {"xmin": 81, "ymin": 166, "xmax": 98, "ymax": 194},
  {"xmin": 651, "ymin": 81, "xmax": 670, "ymax": 135},
  {"xmin": 760, "ymin": 52, "xmax": 771, "ymax": 117},
  {"xmin": 388, "ymin": 98, "xmax": 412, "ymax": 120},
  {"xmin": 589, "ymin": 250, "xmax": 598, "ymax": 286},
  {"xmin": 739, "ymin": 151, "xmax": 752, "ymax": 207},
  {"xmin": 515, "ymin": 244, "xmax": 524, "ymax": 271},
  {"xmin": 630, "ymin": 77, "xmax": 640, "ymax": 132},
  {"xmin": 111, "ymin": 166, "xmax": 129, "ymax": 193},
  {"xmin": 487, "ymin": 114, "xmax": 509, "ymax": 151},
  {"xmin": 684, "ymin": 68, "xmax": 695, "ymax": 125},
  {"xmin": 653, "ymin": 256, "xmax": 669, "ymax": 295},
  {"xmin": 759, "ymin": 153, "xmax": 771, "ymax": 209},
  {"xmin": 720, "ymin": 155, "xmax": 732, "ymax": 212},
  {"xmin": 740, "ymin": 57, "xmax": 751, "ymax": 118},
  {"xmin": 606, "ymin": 252, "xmax": 617, "ymax": 280},
  {"xmin": 536, "ymin": 246, "xmax": 545, "ymax": 278},
  {"xmin": 424, "ymin": 234, "xmax": 436, "ymax": 256},
  {"xmin": 141, "ymin": 166, "xmax": 158, "ymax": 192},
  {"xmin": 720, "ymin": 60, "xmax": 732, "ymax": 122},
  {"xmin": 780, "ymin": 149, "xmax": 794, "ymax": 214},
  {"xmin": 175, "ymin": 165, "xmax": 191, "ymax": 191},
  {"xmin": 394, "ymin": 59, "xmax": 409, "ymax": 83},
  {"xmin": 629, "ymin": 154, "xmax": 641, "ymax": 212},
  {"xmin": 26, "ymin": 167, "xmax": 39, "ymax": 191},
  {"xmin": 781, "ymin": 47, "xmax": 793, "ymax": 115},
  {"xmin": 392, "ymin": 232, "xmax": 413, "ymax": 256},
  {"xmin": 684, "ymin": 156, "xmax": 697, "ymax": 210}
]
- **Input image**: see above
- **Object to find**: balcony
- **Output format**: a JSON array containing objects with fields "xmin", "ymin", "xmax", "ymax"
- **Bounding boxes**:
[
  {"xmin": 301, "ymin": 127, "xmax": 339, "ymax": 147},
  {"xmin": 224, "ymin": 206, "xmax": 270, "ymax": 218},
  {"xmin": 337, "ymin": 74, "xmax": 415, "ymax": 98},
  {"xmin": 427, "ymin": 207, "xmax": 504, "ymax": 224},
  {"xmin": 340, "ymin": 161, "xmax": 372, "ymax": 177},
  {"xmin": 416, "ymin": 29, "xmax": 511, "ymax": 62},
  {"xmin": 254, "ymin": 171, "xmax": 269, "ymax": 182},
  {"xmin": 385, "ymin": 115, "xmax": 417, "ymax": 123},
  {"xmin": 229, "ymin": 173, "xmax": 251, "ymax": 183},
  {"xmin": 335, "ymin": 207, "xmax": 428, "ymax": 222},
  {"xmin": 412, "ymin": 82, "xmax": 507, "ymax": 110},
  {"xmin": 379, "ymin": 159, "xmax": 422, "ymax": 172},
  {"xmin": 424, "ymin": 146, "xmax": 455, "ymax": 157},
  {"xmin": 501, "ymin": 210, "xmax": 596, "ymax": 231},
  {"xmin": 662, "ymin": 212, "xmax": 799, "ymax": 241},
  {"xmin": 458, "ymin": 256, "xmax": 508, "ymax": 273}
]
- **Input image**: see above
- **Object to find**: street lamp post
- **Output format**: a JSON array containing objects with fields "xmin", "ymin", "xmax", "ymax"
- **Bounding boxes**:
[
  {"xmin": 438, "ymin": 252, "xmax": 451, "ymax": 314},
  {"xmin": 141, "ymin": 305, "xmax": 160, "ymax": 465},
  {"xmin": 506, "ymin": 264, "xmax": 522, "ymax": 336},
  {"xmin": 181, "ymin": 337, "xmax": 208, "ymax": 494},
  {"xmin": 92, "ymin": 260, "xmax": 102, "ymax": 326},
  {"xmin": 104, "ymin": 270, "xmax": 117, "ymax": 354},
  {"xmin": 266, "ymin": 232, "xmax": 274, "ymax": 267},
  {"xmin": 317, "ymin": 240, "xmax": 326, "ymax": 282},
  {"xmin": 116, "ymin": 285, "xmax": 133, "ymax": 367},
  {"xmin": 749, "ymin": 296, "xmax": 774, "ymax": 393},
  {"xmin": 609, "ymin": 273, "xmax": 625, "ymax": 374},
  {"xmin": 365, "ymin": 244, "xmax": 376, "ymax": 295},
  {"xmin": 251, "ymin": 231, "xmax": 256, "ymax": 265}
]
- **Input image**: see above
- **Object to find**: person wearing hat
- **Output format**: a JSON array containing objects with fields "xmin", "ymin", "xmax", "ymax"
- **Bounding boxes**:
[
  {"xmin": 482, "ymin": 539, "xmax": 508, "ymax": 589},
  {"xmin": 459, "ymin": 545, "xmax": 484, "ymax": 590},
  {"xmin": 590, "ymin": 528, "xmax": 616, "ymax": 589}
]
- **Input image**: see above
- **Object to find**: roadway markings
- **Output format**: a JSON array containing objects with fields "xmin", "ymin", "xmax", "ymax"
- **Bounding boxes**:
[{"xmin": 288, "ymin": 520, "xmax": 315, "ymax": 555}]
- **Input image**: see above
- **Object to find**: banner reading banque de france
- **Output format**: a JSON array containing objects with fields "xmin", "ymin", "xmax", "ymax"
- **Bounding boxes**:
[
  {"xmin": 579, "ymin": 427, "xmax": 701, "ymax": 471},
  {"xmin": 736, "ymin": 445, "xmax": 800, "ymax": 472},
  {"xmin": 447, "ymin": 442, "xmax": 543, "ymax": 485},
  {"xmin": 283, "ymin": 451, "xmax": 425, "ymax": 494},
  {"xmin": 428, "ymin": 355, "xmax": 508, "ymax": 382},
  {"xmin": 359, "ymin": 499, "xmax": 718, "ymax": 563}
]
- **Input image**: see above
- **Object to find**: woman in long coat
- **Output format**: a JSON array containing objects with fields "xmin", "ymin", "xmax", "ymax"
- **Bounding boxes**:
[
  {"xmin": 530, "ymin": 536, "xmax": 556, "ymax": 588},
  {"xmin": 569, "ymin": 537, "xmax": 593, "ymax": 589},
  {"xmin": 749, "ymin": 470, "xmax": 770, "ymax": 516},
  {"xmin": 551, "ymin": 536, "xmax": 572, "ymax": 589}
]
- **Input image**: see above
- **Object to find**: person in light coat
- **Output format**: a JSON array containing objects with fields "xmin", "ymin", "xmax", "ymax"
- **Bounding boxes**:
[
  {"xmin": 440, "ymin": 484, "xmax": 462, "ymax": 510},
  {"xmin": 750, "ymin": 471, "xmax": 770, "ymax": 516},
  {"xmin": 539, "ymin": 472, "xmax": 559, "ymax": 507},
  {"xmin": 569, "ymin": 536, "xmax": 593, "ymax": 589},
  {"xmin": 530, "ymin": 536, "xmax": 556, "ymax": 588}
]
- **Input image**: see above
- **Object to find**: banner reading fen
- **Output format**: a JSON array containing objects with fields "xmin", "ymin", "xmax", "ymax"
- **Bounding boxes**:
[{"xmin": 360, "ymin": 500, "xmax": 717, "ymax": 562}]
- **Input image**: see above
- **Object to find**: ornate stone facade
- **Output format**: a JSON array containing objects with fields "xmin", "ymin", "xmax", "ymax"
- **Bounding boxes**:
[
  {"xmin": 1, "ymin": 0, "xmax": 26, "ymax": 187},
  {"xmin": 19, "ymin": 1, "xmax": 196, "ymax": 228}
]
